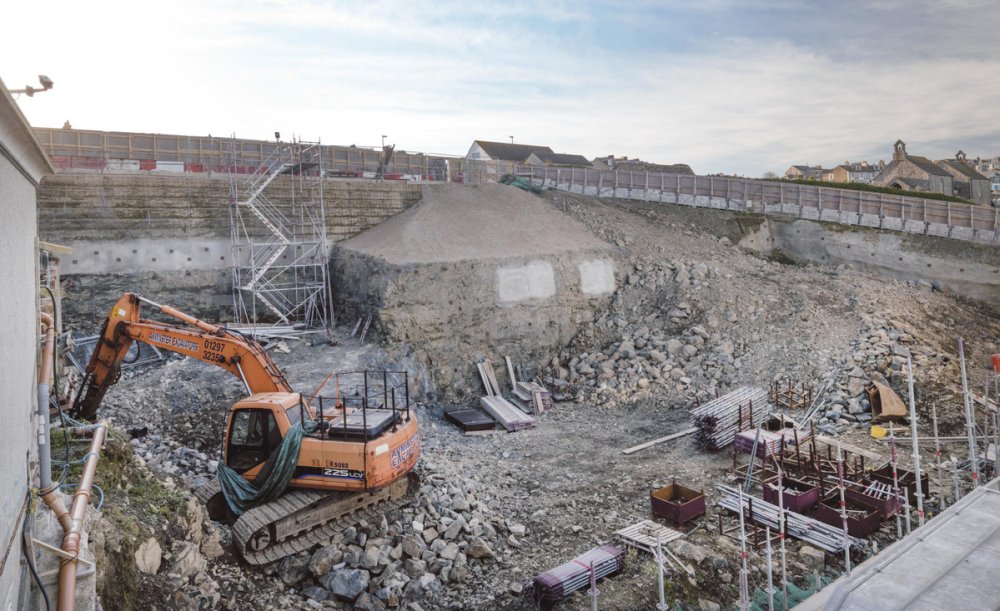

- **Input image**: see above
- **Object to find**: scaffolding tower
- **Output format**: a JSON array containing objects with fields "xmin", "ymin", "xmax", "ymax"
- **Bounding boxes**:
[{"xmin": 228, "ymin": 137, "xmax": 332, "ymax": 336}]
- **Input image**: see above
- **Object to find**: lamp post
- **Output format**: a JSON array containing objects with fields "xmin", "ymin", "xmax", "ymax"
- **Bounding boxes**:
[
  {"xmin": 509, "ymin": 135, "xmax": 514, "ymax": 144},
  {"xmin": 382, "ymin": 135, "xmax": 387, "ymax": 150}
]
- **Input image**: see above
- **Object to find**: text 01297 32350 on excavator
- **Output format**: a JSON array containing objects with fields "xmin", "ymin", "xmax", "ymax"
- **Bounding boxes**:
[{"xmin": 71, "ymin": 292, "xmax": 421, "ymax": 564}]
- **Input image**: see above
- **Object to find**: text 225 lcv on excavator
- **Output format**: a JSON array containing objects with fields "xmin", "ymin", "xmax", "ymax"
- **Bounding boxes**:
[{"xmin": 71, "ymin": 293, "xmax": 420, "ymax": 564}]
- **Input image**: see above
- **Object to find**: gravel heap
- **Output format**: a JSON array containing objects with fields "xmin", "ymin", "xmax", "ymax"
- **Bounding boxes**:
[{"xmin": 338, "ymin": 182, "xmax": 610, "ymax": 265}]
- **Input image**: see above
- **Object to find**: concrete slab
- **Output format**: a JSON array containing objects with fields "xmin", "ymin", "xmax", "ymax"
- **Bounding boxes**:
[
  {"xmin": 799, "ymin": 478, "xmax": 1000, "ymax": 611},
  {"xmin": 496, "ymin": 261, "xmax": 556, "ymax": 303},
  {"xmin": 578, "ymin": 259, "xmax": 616, "ymax": 295}
]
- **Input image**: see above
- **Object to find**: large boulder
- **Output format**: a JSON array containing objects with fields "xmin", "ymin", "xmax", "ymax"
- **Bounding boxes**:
[
  {"xmin": 324, "ymin": 567, "xmax": 371, "ymax": 601},
  {"xmin": 134, "ymin": 537, "xmax": 161, "ymax": 575}
]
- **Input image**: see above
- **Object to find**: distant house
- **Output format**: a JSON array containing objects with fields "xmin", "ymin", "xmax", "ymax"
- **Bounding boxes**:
[
  {"xmin": 874, "ymin": 140, "xmax": 953, "ymax": 196},
  {"xmin": 829, "ymin": 161, "xmax": 882, "ymax": 184},
  {"xmin": 785, "ymin": 165, "xmax": 829, "ymax": 180},
  {"xmin": 592, "ymin": 155, "xmax": 694, "ymax": 175},
  {"xmin": 466, "ymin": 140, "xmax": 553, "ymax": 164},
  {"xmin": 525, "ymin": 151, "xmax": 592, "ymax": 168},
  {"xmin": 935, "ymin": 151, "xmax": 992, "ymax": 206}
]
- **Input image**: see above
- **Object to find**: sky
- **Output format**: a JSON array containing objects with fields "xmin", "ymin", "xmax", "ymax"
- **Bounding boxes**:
[{"xmin": 3, "ymin": 0, "xmax": 999, "ymax": 176}]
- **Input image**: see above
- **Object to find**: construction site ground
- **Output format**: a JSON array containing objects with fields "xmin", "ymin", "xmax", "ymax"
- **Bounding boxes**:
[{"xmin": 84, "ymin": 189, "xmax": 1000, "ymax": 610}]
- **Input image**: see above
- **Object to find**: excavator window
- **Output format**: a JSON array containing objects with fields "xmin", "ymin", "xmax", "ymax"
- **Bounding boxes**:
[{"xmin": 227, "ymin": 408, "xmax": 282, "ymax": 472}]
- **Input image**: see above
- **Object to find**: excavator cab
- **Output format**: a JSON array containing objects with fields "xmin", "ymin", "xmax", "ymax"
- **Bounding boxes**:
[{"xmin": 226, "ymin": 406, "xmax": 283, "ymax": 472}]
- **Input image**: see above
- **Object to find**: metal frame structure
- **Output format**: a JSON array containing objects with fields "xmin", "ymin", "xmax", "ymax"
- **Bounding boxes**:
[{"xmin": 228, "ymin": 137, "xmax": 332, "ymax": 336}]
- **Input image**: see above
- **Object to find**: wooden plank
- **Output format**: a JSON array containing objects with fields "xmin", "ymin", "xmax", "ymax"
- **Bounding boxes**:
[
  {"xmin": 623, "ymin": 427, "xmax": 697, "ymax": 455},
  {"xmin": 483, "ymin": 360, "xmax": 501, "ymax": 396},
  {"xmin": 505, "ymin": 356, "xmax": 518, "ymax": 388},
  {"xmin": 476, "ymin": 363, "xmax": 493, "ymax": 397}
]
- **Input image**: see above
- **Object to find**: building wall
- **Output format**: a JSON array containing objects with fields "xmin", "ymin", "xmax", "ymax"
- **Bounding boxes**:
[{"xmin": 0, "ymin": 85, "xmax": 48, "ymax": 611}]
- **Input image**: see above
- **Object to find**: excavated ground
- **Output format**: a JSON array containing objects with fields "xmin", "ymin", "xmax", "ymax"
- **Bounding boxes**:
[{"xmin": 86, "ymin": 189, "xmax": 1000, "ymax": 610}]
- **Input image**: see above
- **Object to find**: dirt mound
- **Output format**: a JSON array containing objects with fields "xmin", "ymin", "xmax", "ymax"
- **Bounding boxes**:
[{"xmin": 339, "ymin": 182, "xmax": 610, "ymax": 264}]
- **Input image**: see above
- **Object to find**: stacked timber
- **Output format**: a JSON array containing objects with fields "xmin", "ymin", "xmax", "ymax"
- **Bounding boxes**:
[
  {"xmin": 690, "ymin": 386, "xmax": 769, "ymax": 450},
  {"xmin": 477, "ymin": 359, "xmax": 535, "ymax": 432}
]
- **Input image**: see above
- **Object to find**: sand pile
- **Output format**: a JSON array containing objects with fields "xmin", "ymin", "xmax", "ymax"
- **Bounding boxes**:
[{"xmin": 338, "ymin": 182, "xmax": 610, "ymax": 264}]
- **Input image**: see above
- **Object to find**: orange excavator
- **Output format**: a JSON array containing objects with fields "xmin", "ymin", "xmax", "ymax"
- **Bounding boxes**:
[{"xmin": 72, "ymin": 293, "xmax": 420, "ymax": 564}]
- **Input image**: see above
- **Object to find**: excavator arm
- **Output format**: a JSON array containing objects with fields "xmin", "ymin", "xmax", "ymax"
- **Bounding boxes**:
[{"xmin": 72, "ymin": 293, "xmax": 292, "ymax": 420}]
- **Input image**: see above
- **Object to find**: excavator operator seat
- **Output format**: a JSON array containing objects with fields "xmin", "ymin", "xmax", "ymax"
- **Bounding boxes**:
[{"xmin": 228, "ymin": 408, "xmax": 282, "ymax": 472}]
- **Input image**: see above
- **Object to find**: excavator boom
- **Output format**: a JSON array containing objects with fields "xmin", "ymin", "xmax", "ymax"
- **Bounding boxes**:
[{"xmin": 72, "ymin": 293, "xmax": 291, "ymax": 420}]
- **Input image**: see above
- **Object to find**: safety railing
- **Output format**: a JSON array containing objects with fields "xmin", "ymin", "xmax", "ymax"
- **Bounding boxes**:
[{"xmin": 295, "ymin": 370, "xmax": 412, "ymax": 443}]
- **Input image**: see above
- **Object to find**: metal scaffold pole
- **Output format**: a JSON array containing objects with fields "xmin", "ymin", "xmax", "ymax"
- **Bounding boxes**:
[
  {"xmin": 888, "ymin": 423, "xmax": 903, "ymax": 538},
  {"xmin": 958, "ymin": 338, "xmax": 980, "ymax": 489},
  {"xmin": 907, "ymin": 357, "xmax": 925, "ymax": 527}
]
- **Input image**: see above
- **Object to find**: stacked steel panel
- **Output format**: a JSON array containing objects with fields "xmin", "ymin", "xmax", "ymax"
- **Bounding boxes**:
[
  {"xmin": 690, "ymin": 386, "xmax": 770, "ymax": 450},
  {"xmin": 533, "ymin": 545, "xmax": 625, "ymax": 603}
]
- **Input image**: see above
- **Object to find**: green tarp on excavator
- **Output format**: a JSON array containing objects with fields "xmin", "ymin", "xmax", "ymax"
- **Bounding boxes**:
[{"xmin": 217, "ymin": 419, "xmax": 315, "ymax": 516}]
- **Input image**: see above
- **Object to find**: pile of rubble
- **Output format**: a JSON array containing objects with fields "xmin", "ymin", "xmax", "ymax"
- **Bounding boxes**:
[
  {"xmin": 549, "ymin": 256, "xmax": 750, "ymax": 408},
  {"xmin": 816, "ymin": 312, "xmax": 958, "ymax": 435},
  {"xmin": 265, "ymin": 469, "xmax": 520, "ymax": 610}
]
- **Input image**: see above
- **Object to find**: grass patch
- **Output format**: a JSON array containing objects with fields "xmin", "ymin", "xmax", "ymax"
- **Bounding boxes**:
[
  {"xmin": 50, "ymin": 424, "xmax": 187, "ymax": 610},
  {"xmin": 764, "ymin": 177, "xmax": 973, "ymax": 205}
]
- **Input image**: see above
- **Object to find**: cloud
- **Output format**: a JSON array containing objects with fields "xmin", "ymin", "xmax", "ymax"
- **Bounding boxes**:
[{"xmin": 3, "ymin": 0, "xmax": 999, "ymax": 175}]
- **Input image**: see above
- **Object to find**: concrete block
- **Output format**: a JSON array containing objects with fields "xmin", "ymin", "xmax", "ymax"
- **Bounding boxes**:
[
  {"xmin": 781, "ymin": 204, "xmax": 800, "ymax": 215},
  {"xmin": 951, "ymin": 226, "xmax": 975, "ymax": 240},
  {"xmin": 578, "ymin": 259, "xmax": 616, "ymax": 295},
  {"xmin": 694, "ymin": 195, "xmax": 711, "ymax": 208},
  {"xmin": 800, "ymin": 207, "xmax": 821, "ymax": 220},
  {"xmin": 709, "ymin": 197, "xmax": 728, "ymax": 209},
  {"xmin": 902, "ymin": 221, "xmax": 927, "ymax": 235},
  {"xmin": 614, "ymin": 188, "xmax": 629, "ymax": 199},
  {"xmin": 837, "ymin": 212, "xmax": 858, "ymax": 225},
  {"xmin": 859, "ymin": 214, "xmax": 882, "ymax": 228},
  {"xmin": 661, "ymin": 192, "xmax": 678, "ymax": 204},
  {"xmin": 678, "ymin": 194, "xmax": 695, "ymax": 206},
  {"xmin": 819, "ymin": 209, "xmax": 842, "ymax": 222},
  {"xmin": 495, "ymin": 261, "xmax": 555, "ymax": 304},
  {"xmin": 882, "ymin": 218, "xmax": 904, "ymax": 231},
  {"xmin": 926, "ymin": 223, "xmax": 951, "ymax": 237},
  {"xmin": 569, "ymin": 184, "xmax": 584, "ymax": 194},
  {"xmin": 583, "ymin": 186, "xmax": 598, "ymax": 196}
]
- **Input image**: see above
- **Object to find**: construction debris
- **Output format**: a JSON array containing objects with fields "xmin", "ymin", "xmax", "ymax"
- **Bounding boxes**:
[
  {"xmin": 866, "ymin": 380, "xmax": 907, "ymax": 421},
  {"xmin": 691, "ymin": 386, "xmax": 770, "ymax": 450}
]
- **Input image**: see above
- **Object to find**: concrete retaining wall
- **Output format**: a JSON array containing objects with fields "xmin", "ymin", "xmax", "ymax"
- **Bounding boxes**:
[
  {"xmin": 37, "ymin": 174, "xmax": 421, "ymax": 327},
  {"xmin": 756, "ymin": 218, "xmax": 1000, "ymax": 302}
]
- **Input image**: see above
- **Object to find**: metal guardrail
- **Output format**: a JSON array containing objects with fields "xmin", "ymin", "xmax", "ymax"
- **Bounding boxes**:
[{"xmin": 502, "ymin": 165, "xmax": 1000, "ymax": 245}]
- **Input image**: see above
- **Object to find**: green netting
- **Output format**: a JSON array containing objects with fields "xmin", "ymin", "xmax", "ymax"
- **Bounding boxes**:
[
  {"xmin": 499, "ymin": 174, "xmax": 543, "ymax": 194},
  {"xmin": 218, "ymin": 417, "xmax": 316, "ymax": 516},
  {"xmin": 750, "ymin": 573, "xmax": 832, "ymax": 609}
]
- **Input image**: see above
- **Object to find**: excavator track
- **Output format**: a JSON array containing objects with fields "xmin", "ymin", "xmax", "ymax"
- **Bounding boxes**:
[{"xmin": 197, "ymin": 473, "xmax": 420, "ymax": 566}]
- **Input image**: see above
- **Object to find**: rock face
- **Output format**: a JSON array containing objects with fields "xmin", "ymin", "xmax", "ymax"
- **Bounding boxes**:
[
  {"xmin": 799, "ymin": 545, "xmax": 826, "ymax": 569},
  {"xmin": 170, "ymin": 541, "xmax": 206, "ymax": 579},
  {"xmin": 135, "ymin": 537, "xmax": 162, "ymax": 575},
  {"xmin": 331, "ymin": 183, "xmax": 620, "ymax": 399}
]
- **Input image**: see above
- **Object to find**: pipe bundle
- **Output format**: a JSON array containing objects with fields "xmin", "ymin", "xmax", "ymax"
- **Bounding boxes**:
[
  {"xmin": 533, "ymin": 545, "xmax": 625, "ymax": 603},
  {"xmin": 690, "ymin": 386, "xmax": 769, "ymax": 449},
  {"xmin": 715, "ymin": 484, "xmax": 861, "ymax": 553}
]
